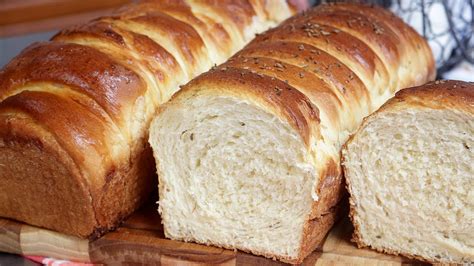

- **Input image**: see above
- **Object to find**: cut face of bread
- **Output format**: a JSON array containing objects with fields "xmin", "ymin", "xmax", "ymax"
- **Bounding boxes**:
[
  {"xmin": 343, "ymin": 107, "xmax": 474, "ymax": 263},
  {"xmin": 149, "ymin": 94, "xmax": 316, "ymax": 259},
  {"xmin": 149, "ymin": 3, "xmax": 436, "ymax": 263}
]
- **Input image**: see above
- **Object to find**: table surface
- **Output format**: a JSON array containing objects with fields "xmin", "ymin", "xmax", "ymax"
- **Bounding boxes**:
[{"xmin": 0, "ymin": 197, "xmax": 428, "ymax": 265}]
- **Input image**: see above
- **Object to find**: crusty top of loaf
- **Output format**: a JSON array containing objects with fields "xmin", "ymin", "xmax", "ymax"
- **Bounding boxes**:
[
  {"xmin": 176, "ymin": 64, "xmax": 321, "ymax": 146},
  {"xmin": 390, "ymin": 80, "xmax": 474, "ymax": 113},
  {"xmin": 0, "ymin": 42, "xmax": 145, "ymax": 124},
  {"xmin": 174, "ymin": 2, "xmax": 435, "ymax": 151}
]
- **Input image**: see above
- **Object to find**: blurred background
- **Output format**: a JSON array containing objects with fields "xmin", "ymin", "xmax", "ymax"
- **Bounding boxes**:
[
  {"xmin": 0, "ymin": 0, "xmax": 131, "ymax": 66},
  {"xmin": 315, "ymin": 0, "xmax": 474, "ymax": 80},
  {"xmin": 0, "ymin": 0, "xmax": 473, "ymax": 77}
]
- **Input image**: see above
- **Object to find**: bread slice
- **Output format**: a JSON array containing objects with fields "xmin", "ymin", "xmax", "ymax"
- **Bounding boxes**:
[
  {"xmin": 342, "ymin": 80, "xmax": 474, "ymax": 264},
  {"xmin": 148, "ymin": 3, "xmax": 436, "ymax": 263}
]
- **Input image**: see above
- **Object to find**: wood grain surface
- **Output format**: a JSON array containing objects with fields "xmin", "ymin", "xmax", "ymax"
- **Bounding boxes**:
[{"xmin": 0, "ymin": 198, "xmax": 426, "ymax": 265}]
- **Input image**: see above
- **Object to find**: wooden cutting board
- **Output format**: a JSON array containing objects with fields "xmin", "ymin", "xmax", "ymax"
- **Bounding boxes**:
[{"xmin": 0, "ymin": 198, "xmax": 426, "ymax": 265}]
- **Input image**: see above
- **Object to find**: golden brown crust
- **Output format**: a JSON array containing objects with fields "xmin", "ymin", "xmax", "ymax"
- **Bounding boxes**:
[
  {"xmin": 317, "ymin": 3, "xmax": 436, "ymax": 83},
  {"xmin": 0, "ymin": 112, "xmax": 97, "ymax": 237},
  {"xmin": 391, "ymin": 80, "xmax": 474, "ymax": 114},
  {"xmin": 0, "ymin": 91, "xmax": 118, "ymax": 185},
  {"xmin": 130, "ymin": 12, "xmax": 206, "ymax": 68},
  {"xmin": 309, "ymin": 159, "xmax": 344, "ymax": 219},
  {"xmin": 91, "ymin": 143, "xmax": 156, "ymax": 239},
  {"xmin": 226, "ymin": 54, "xmax": 343, "ymax": 124},
  {"xmin": 0, "ymin": 42, "xmax": 145, "ymax": 126},
  {"xmin": 53, "ymin": 19, "xmax": 173, "ymax": 88},
  {"xmin": 189, "ymin": 0, "xmax": 256, "ymax": 33},
  {"xmin": 54, "ymin": 20, "xmax": 127, "ymax": 47},
  {"xmin": 298, "ymin": 8, "xmax": 401, "ymax": 64},
  {"xmin": 0, "ymin": 104, "xmax": 155, "ymax": 238},
  {"xmin": 0, "ymin": 0, "xmax": 294, "ymax": 238},
  {"xmin": 234, "ymin": 41, "xmax": 370, "ymax": 130},
  {"xmin": 121, "ymin": 28, "xmax": 182, "ymax": 85},
  {"xmin": 237, "ymin": 40, "xmax": 369, "ymax": 106},
  {"xmin": 295, "ymin": 196, "xmax": 348, "ymax": 264},
  {"xmin": 180, "ymin": 66, "xmax": 320, "ymax": 146},
  {"xmin": 251, "ymin": 16, "xmax": 390, "ymax": 94},
  {"xmin": 286, "ymin": 8, "xmax": 402, "ymax": 92},
  {"xmin": 128, "ymin": 1, "xmax": 234, "ymax": 58}
]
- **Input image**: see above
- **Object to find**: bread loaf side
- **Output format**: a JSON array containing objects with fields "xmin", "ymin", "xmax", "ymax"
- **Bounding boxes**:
[{"xmin": 0, "ymin": 0, "xmax": 295, "ymax": 238}]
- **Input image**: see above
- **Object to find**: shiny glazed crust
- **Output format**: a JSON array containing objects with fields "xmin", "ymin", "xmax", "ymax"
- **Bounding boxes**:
[{"xmin": 0, "ymin": 0, "xmax": 295, "ymax": 238}]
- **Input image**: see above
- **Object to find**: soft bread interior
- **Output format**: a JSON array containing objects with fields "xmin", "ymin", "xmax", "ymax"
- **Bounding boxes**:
[
  {"xmin": 149, "ymin": 94, "xmax": 315, "ymax": 259},
  {"xmin": 343, "ymin": 108, "xmax": 474, "ymax": 263}
]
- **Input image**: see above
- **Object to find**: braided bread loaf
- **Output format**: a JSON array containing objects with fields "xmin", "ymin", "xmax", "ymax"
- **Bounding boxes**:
[
  {"xmin": 0, "ymin": 0, "xmax": 295, "ymax": 238},
  {"xmin": 149, "ymin": 3, "xmax": 435, "ymax": 263}
]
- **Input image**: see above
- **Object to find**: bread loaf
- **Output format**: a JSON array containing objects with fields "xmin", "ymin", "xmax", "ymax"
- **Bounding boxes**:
[
  {"xmin": 149, "ymin": 3, "xmax": 435, "ymax": 263},
  {"xmin": 0, "ymin": 0, "xmax": 296, "ymax": 238},
  {"xmin": 342, "ymin": 80, "xmax": 473, "ymax": 264}
]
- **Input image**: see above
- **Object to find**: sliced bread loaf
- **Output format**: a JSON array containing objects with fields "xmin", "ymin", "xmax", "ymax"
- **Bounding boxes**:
[
  {"xmin": 149, "ymin": 3, "xmax": 435, "ymax": 263},
  {"xmin": 342, "ymin": 80, "xmax": 474, "ymax": 264}
]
